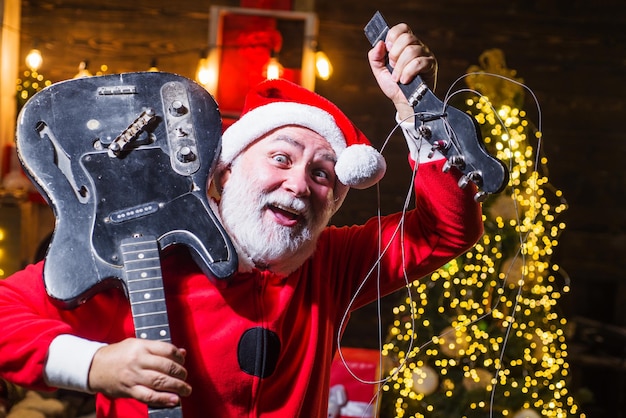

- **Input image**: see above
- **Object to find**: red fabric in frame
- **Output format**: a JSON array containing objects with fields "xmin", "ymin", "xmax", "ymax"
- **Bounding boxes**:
[{"xmin": 240, "ymin": 0, "xmax": 292, "ymax": 10}]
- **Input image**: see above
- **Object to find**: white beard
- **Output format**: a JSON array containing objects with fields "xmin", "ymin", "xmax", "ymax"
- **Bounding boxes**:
[{"xmin": 218, "ymin": 162, "xmax": 336, "ymax": 276}]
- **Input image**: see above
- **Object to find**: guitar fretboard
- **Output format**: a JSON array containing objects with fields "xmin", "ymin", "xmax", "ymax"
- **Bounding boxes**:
[
  {"xmin": 120, "ymin": 235, "xmax": 183, "ymax": 418},
  {"xmin": 121, "ymin": 236, "xmax": 173, "ymax": 342}
]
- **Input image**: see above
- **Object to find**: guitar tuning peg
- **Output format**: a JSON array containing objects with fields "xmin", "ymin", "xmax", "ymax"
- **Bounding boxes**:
[
  {"xmin": 442, "ymin": 155, "xmax": 465, "ymax": 173},
  {"xmin": 474, "ymin": 191, "xmax": 489, "ymax": 203},
  {"xmin": 418, "ymin": 125, "xmax": 432, "ymax": 140},
  {"xmin": 458, "ymin": 170, "xmax": 483, "ymax": 188},
  {"xmin": 428, "ymin": 140, "xmax": 448, "ymax": 158}
]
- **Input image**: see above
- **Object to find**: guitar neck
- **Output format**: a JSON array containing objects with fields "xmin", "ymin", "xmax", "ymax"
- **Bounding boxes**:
[
  {"xmin": 121, "ymin": 236, "xmax": 173, "ymax": 342},
  {"xmin": 120, "ymin": 235, "xmax": 183, "ymax": 418},
  {"xmin": 364, "ymin": 11, "xmax": 430, "ymax": 109}
]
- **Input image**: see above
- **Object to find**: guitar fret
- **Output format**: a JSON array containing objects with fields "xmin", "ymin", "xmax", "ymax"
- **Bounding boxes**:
[
  {"xmin": 131, "ymin": 297, "xmax": 166, "ymax": 304},
  {"xmin": 120, "ymin": 236, "xmax": 175, "ymax": 348},
  {"xmin": 125, "ymin": 258, "xmax": 160, "ymax": 266},
  {"xmin": 127, "ymin": 276, "xmax": 163, "ymax": 285},
  {"xmin": 129, "ymin": 288, "xmax": 163, "ymax": 296},
  {"xmin": 136, "ymin": 322, "xmax": 169, "ymax": 330},
  {"xmin": 132, "ymin": 309, "xmax": 167, "ymax": 317}
]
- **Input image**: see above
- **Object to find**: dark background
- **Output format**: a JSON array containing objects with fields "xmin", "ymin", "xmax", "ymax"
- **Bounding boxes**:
[{"xmin": 15, "ymin": 0, "xmax": 626, "ymax": 415}]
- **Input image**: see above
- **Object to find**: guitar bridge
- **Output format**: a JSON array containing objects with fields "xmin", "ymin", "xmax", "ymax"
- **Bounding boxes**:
[{"xmin": 108, "ymin": 109, "xmax": 157, "ymax": 157}]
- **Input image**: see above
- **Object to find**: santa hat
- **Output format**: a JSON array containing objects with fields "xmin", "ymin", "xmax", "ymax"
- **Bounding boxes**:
[{"xmin": 220, "ymin": 79, "xmax": 386, "ymax": 189}]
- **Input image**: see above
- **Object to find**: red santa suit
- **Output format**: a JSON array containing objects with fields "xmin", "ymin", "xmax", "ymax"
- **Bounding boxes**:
[{"xmin": 0, "ymin": 158, "xmax": 481, "ymax": 417}]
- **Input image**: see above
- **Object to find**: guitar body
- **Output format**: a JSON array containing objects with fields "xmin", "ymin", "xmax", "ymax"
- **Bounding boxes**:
[{"xmin": 16, "ymin": 72, "xmax": 238, "ymax": 308}]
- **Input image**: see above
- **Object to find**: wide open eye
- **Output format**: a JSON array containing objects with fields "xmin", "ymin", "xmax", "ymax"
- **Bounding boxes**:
[{"xmin": 272, "ymin": 153, "xmax": 289, "ymax": 165}]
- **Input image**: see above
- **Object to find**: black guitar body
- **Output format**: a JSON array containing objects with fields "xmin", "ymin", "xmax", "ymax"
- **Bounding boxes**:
[{"xmin": 16, "ymin": 72, "xmax": 237, "ymax": 308}]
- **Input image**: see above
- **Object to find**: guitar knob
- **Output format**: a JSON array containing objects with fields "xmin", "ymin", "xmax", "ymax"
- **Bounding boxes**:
[
  {"xmin": 169, "ymin": 100, "xmax": 188, "ymax": 117},
  {"xmin": 176, "ymin": 146, "xmax": 196, "ymax": 163}
]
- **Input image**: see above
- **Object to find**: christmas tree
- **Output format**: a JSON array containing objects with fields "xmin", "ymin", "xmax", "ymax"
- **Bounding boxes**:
[{"xmin": 378, "ymin": 49, "xmax": 583, "ymax": 418}]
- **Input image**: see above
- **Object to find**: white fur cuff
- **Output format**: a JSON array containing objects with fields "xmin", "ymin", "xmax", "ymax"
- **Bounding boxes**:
[{"xmin": 44, "ymin": 334, "xmax": 107, "ymax": 392}]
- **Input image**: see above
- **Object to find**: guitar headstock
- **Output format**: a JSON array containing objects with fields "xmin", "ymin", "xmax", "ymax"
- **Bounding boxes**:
[{"xmin": 365, "ymin": 11, "xmax": 509, "ymax": 202}]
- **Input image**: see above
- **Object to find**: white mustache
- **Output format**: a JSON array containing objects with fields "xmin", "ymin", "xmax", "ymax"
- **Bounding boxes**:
[{"xmin": 260, "ymin": 191, "xmax": 309, "ymax": 221}]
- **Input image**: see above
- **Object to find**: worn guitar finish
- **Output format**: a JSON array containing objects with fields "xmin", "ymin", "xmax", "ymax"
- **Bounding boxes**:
[
  {"xmin": 365, "ymin": 11, "xmax": 509, "ymax": 201},
  {"xmin": 16, "ymin": 72, "xmax": 238, "ymax": 308}
]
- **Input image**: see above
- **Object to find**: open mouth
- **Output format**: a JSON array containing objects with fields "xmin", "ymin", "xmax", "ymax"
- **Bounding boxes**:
[{"xmin": 268, "ymin": 203, "xmax": 304, "ymax": 226}]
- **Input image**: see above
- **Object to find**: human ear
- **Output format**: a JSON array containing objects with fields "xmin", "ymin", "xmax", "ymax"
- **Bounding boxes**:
[{"xmin": 212, "ymin": 163, "xmax": 232, "ymax": 195}]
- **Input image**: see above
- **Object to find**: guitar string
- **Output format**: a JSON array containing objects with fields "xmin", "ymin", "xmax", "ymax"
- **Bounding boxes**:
[{"xmin": 334, "ymin": 72, "xmax": 548, "ymax": 418}]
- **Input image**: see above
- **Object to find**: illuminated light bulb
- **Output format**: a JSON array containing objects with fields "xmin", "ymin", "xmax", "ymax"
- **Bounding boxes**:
[
  {"xmin": 264, "ymin": 54, "xmax": 284, "ymax": 80},
  {"xmin": 74, "ymin": 61, "xmax": 92, "ymax": 78},
  {"xmin": 315, "ymin": 50, "xmax": 333, "ymax": 80},
  {"xmin": 25, "ymin": 48, "xmax": 43, "ymax": 71},
  {"xmin": 148, "ymin": 58, "xmax": 159, "ymax": 72}
]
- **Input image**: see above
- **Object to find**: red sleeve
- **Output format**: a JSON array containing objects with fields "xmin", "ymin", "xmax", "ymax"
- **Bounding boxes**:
[
  {"xmin": 324, "ymin": 158, "xmax": 484, "ymax": 309},
  {"xmin": 0, "ymin": 262, "xmax": 128, "ymax": 390}
]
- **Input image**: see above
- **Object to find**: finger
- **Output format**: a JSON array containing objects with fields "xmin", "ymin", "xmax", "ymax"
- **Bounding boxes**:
[
  {"xmin": 136, "ymin": 351, "xmax": 189, "ymax": 382},
  {"xmin": 368, "ymin": 40, "xmax": 389, "ymax": 70},
  {"xmin": 395, "ymin": 47, "xmax": 438, "ymax": 84},
  {"xmin": 385, "ymin": 23, "xmax": 412, "ymax": 45},
  {"xmin": 145, "ymin": 368, "xmax": 192, "ymax": 397},
  {"xmin": 130, "ymin": 383, "xmax": 183, "ymax": 408},
  {"xmin": 138, "ymin": 340, "xmax": 187, "ymax": 367}
]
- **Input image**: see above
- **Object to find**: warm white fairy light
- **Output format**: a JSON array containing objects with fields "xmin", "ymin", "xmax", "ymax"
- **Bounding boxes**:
[{"xmin": 380, "ymin": 95, "xmax": 582, "ymax": 417}]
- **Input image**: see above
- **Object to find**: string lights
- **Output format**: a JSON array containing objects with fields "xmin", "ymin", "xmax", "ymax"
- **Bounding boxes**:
[
  {"xmin": 379, "ymin": 51, "xmax": 583, "ymax": 418},
  {"xmin": 25, "ymin": 48, "xmax": 43, "ymax": 72},
  {"xmin": 263, "ymin": 49, "xmax": 285, "ymax": 80}
]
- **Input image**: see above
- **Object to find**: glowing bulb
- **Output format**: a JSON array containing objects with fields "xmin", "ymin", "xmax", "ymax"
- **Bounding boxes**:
[
  {"xmin": 315, "ymin": 50, "xmax": 333, "ymax": 80},
  {"xmin": 196, "ymin": 57, "xmax": 214, "ymax": 86},
  {"xmin": 25, "ymin": 48, "xmax": 43, "ymax": 71},
  {"xmin": 73, "ymin": 61, "xmax": 92, "ymax": 78},
  {"xmin": 148, "ymin": 59, "xmax": 159, "ymax": 72},
  {"xmin": 264, "ymin": 56, "xmax": 283, "ymax": 80}
]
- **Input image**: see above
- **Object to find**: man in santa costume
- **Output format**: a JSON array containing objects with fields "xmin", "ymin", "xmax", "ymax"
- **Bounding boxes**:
[{"xmin": 0, "ymin": 22, "xmax": 483, "ymax": 417}]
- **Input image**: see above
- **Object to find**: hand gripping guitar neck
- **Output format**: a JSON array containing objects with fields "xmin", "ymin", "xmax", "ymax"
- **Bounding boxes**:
[
  {"xmin": 16, "ymin": 72, "xmax": 238, "ymax": 418},
  {"xmin": 365, "ymin": 12, "xmax": 509, "ymax": 202}
]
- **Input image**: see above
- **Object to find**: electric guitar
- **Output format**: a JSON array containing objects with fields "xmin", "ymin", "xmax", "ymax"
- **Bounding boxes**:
[
  {"xmin": 365, "ymin": 11, "xmax": 509, "ymax": 201},
  {"xmin": 16, "ymin": 72, "xmax": 239, "ymax": 418}
]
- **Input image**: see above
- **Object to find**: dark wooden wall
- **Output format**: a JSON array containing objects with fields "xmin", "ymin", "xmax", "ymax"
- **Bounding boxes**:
[{"xmin": 17, "ymin": 0, "xmax": 626, "ymax": 415}]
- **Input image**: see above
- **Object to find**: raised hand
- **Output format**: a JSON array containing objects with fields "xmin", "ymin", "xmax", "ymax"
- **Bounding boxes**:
[{"xmin": 368, "ymin": 22, "xmax": 438, "ymax": 121}]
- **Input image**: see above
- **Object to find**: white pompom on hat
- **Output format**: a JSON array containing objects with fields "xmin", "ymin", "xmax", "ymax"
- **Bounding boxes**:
[{"xmin": 220, "ymin": 79, "xmax": 386, "ymax": 189}]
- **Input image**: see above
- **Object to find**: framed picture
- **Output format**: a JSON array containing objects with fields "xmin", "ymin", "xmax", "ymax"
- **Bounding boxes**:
[{"xmin": 205, "ymin": 6, "xmax": 318, "ymax": 122}]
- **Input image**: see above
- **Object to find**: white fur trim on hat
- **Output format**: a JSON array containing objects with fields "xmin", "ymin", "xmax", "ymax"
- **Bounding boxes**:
[
  {"xmin": 221, "ymin": 101, "xmax": 386, "ymax": 188},
  {"xmin": 335, "ymin": 143, "xmax": 387, "ymax": 189},
  {"xmin": 221, "ymin": 102, "xmax": 346, "ymax": 165}
]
